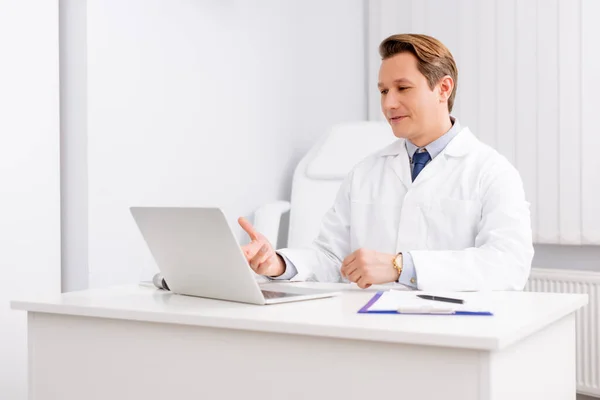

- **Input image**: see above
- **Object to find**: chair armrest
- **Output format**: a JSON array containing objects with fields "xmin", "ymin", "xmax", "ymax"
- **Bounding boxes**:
[{"xmin": 253, "ymin": 201, "xmax": 291, "ymax": 247}]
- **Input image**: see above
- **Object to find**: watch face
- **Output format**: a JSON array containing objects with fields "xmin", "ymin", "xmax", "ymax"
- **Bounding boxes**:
[{"xmin": 393, "ymin": 254, "xmax": 403, "ymax": 272}]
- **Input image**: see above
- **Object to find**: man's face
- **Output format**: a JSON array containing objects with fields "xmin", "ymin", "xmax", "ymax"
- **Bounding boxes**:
[{"xmin": 378, "ymin": 52, "xmax": 442, "ymax": 141}]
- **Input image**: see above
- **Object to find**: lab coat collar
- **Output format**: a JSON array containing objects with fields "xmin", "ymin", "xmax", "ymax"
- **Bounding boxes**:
[
  {"xmin": 442, "ymin": 127, "xmax": 477, "ymax": 157},
  {"xmin": 381, "ymin": 127, "xmax": 478, "ymax": 189},
  {"xmin": 377, "ymin": 126, "xmax": 477, "ymax": 158}
]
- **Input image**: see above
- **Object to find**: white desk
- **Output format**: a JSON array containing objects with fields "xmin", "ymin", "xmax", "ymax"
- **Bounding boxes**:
[{"xmin": 12, "ymin": 282, "xmax": 587, "ymax": 400}]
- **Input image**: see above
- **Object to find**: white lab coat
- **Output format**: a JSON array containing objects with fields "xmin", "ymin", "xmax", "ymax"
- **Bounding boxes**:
[{"xmin": 278, "ymin": 127, "xmax": 534, "ymax": 291}]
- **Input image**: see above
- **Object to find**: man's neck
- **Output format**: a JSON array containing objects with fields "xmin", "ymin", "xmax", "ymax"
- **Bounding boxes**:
[{"xmin": 409, "ymin": 116, "xmax": 453, "ymax": 148}]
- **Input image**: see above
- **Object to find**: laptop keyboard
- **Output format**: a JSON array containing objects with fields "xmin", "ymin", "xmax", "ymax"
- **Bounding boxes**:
[{"xmin": 261, "ymin": 290, "xmax": 303, "ymax": 299}]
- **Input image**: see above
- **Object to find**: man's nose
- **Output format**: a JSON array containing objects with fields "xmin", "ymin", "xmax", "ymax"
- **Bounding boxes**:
[{"xmin": 383, "ymin": 93, "xmax": 399, "ymax": 112}]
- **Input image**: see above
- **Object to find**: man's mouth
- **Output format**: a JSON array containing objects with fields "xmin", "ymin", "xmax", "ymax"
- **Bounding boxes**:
[{"xmin": 389, "ymin": 116, "xmax": 407, "ymax": 123}]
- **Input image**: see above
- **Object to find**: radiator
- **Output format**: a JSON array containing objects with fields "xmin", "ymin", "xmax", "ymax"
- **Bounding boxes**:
[{"xmin": 525, "ymin": 268, "xmax": 600, "ymax": 397}]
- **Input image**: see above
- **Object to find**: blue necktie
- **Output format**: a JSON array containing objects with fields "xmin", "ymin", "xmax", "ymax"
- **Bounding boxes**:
[{"xmin": 411, "ymin": 150, "xmax": 431, "ymax": 181}]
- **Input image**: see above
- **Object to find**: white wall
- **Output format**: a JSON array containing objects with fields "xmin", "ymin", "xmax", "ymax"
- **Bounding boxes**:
[
  {"xmin": 75, "ymin": 0, "xmax": 366, "ymax": 288},
  {"xmin": 0, "ymin": 1, "xmax": 61, "ymax": 399}
]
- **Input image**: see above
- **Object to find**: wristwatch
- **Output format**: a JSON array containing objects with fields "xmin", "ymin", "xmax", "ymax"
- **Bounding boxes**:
[{"xmin": 392, "ymin": 252, "xmax": 403, "ymax": 278}]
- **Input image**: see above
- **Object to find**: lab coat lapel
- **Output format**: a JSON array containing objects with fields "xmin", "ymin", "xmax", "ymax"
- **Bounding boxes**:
[{"xmin": 388, "ymin": 141, "xmax": 413, "ymax": 190}]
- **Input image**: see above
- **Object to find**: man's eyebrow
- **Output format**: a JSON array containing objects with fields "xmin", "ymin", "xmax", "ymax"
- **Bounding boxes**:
[{"xmin": 378, "ymin": 78, "xmax": 413, "ymax": 88}]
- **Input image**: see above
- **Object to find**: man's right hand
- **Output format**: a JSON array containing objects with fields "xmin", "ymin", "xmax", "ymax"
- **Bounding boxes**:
[{"xmin": 238, "ymin": 217, "xmax": 286, "ymax": 277}]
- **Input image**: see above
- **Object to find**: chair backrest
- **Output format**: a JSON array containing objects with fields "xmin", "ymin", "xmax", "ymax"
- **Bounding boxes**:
[{"xmin": 287, "ymin": 121, "xmax": 397, "ymax": 248}]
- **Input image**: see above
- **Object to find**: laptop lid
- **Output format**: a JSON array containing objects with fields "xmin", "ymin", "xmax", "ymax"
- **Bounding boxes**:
[{"xmin": 130, "ymin": 207, "xmax": 266, "ymax": 304}]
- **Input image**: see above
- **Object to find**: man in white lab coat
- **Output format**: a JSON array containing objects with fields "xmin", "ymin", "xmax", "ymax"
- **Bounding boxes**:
[{"xmin": 238, "ymin": 34, "xmax": 534, "ymax": 291}]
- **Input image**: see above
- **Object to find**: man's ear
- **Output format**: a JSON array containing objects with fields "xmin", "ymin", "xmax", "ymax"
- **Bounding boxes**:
[{"xmin": 438, "ymin": 76, "xmax": 454, "ymax": 103}]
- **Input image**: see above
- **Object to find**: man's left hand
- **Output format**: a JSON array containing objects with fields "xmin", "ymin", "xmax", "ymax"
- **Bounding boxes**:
[{"xmin": 340, "ymin": 248, "xmax": 400, "ymax": 289}]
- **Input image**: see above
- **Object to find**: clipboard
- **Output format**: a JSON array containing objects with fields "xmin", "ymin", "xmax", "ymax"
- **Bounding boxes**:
[{"xmin": 358, "ymin": 291, "xmax": 494, "ymax": 316}]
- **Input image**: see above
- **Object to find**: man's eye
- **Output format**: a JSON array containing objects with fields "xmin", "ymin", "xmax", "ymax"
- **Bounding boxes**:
[
  {"xmin": 380, "ymin": 89, "xmax": 388, "ymax": 95},
  {"xmin": 398, "ymin": 87, "xmax": 409, "ymax": 91}
]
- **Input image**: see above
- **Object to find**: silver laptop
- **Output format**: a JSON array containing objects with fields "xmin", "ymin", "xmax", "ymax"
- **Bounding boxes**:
[{"xmin": 130, "ymin": 207, "xmax": 340, "ymax": 305}]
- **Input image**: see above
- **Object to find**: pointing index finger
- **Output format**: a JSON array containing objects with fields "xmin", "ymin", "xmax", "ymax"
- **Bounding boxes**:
[{"xmin": 238, "ymin": 217, "xmax": 260, "ymax": 241}]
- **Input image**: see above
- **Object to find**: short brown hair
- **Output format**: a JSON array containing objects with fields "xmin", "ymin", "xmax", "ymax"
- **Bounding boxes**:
[{"xmin": 379, "ymin": 34, "xmax": 458, "ymax": 112}]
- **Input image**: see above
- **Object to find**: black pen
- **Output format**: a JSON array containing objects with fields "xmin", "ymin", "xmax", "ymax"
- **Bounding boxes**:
[{"xmin": 417, "ymin": 294, "xmax": 464, "ymax": 304}]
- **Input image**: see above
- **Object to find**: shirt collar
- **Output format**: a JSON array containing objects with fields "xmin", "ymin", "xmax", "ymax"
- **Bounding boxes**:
[{"xmin": 405, "ymin": 117, "xmax": 461, "ymax": 160}]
